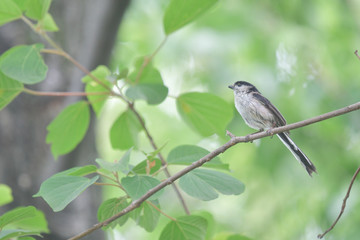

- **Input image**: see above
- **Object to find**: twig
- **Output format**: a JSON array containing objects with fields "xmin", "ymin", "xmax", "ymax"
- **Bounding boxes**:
[
  {"xmin": 93, "ymin": 182, "xmax": 123, "ymax": 189},
  {"xmin": 134, "ymin": 37, "xmax": 168, "ymax": 84},
  {"xmin": 355, "ymin": 50, "xmax": 360, "ymax": 60},
  {"xmin": 68, "ymin": 101, "xmax": 360, "ymax": 240},
  {"xmin": 96, "ymin": 171, "xmax": 118, "ymax": 184},
  {"xmin": 25, "ymin": 14, "xmax": 189, "ymax": 214},
  {"xmin": 22, "ymin": 16, "xmax": 125, "ymax": 100},
  {"xmin": 127, "ymin": 36, "xmax": 190, "ymax": 214},
  {"xmin": 23, "ymin": 88, "xmax": 109, "ymax": 97},
  {"xmin": 317, "ymin": 166, "xmax": 360, "ymax": 239},
  {"xmin": 128, "ymin": 102, "xmax": 190, "ymax": 215},
  {"xmin": 146, "ymin": 200, "xmax": 177, "ymax": 221}
]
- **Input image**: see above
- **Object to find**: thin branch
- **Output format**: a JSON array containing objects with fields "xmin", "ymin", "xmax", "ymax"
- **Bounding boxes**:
[
  {"xmin": 134, "ymin": 37, "xmax": 168, "ymax": 84},
  {"xmin": 128, "ymin": 103, "xmax": 190, "ymax": 215},
  {"xmin": 96, "ymin": 171, "xmax": 118, "ymax": 184},
  {"xmin": 317, "ymin": 166, "xmax": 360, "ymax": 239},
  {"xmin": 127, "ymin": 36, "xmax": 190, "ymax": 214},
  {"xmin": 355, "ymin": 50, "xmax": 360, "ymax": 60},
  {"xmin": 68, "ymin": 101, "xmax": 360, "ymax": 240},
  {"xmin": 93, "ymin": 182, "xmax": 123, "ymax": 189},
  {"xmin": 21, "ymin": 13, "xmax": 189, "ymax": 216},
  {"xmin": 22, "ymin": 16, "xmax": 125, "ymax": 100},
  {"xmin": 23, "ymin": 88, "xmax": 109, "ymax": 97},
  {"xmin": 146, "ymin": 200, "xmax": 177, "ymax": 221}
]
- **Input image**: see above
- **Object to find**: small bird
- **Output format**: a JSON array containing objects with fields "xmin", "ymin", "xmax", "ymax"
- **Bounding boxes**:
[{"xmin": 228, "ymin": 81, "xmax": 317, "ymax": 176}]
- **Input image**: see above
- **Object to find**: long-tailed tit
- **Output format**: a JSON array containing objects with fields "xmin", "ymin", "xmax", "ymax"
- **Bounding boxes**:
[{"xmin": 229, "ymin": 81, "xmax": 317, "ymax": 176}]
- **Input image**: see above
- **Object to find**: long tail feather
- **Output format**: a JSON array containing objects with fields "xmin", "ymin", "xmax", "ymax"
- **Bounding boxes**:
[{"xmin": 277, "ymin": 132, "xmax": 317, "ymax": 176}]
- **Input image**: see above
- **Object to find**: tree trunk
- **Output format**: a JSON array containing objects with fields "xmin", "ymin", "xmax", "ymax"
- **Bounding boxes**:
[{"xmin": 0, "ymin": 1, "xmax": 130, "ymax": 239}]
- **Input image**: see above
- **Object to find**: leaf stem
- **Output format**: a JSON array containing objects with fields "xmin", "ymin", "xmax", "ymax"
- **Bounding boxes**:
[
  {"xmin": 96, "ymin": 171, "xmax": 118, "ymax": 184},
  {"xmin": 23, "ymin": 88, "xmax": 110, "ymax": 97},
  {"xmin": 134, "ymin": 36, "xmax": 168, "ymax": 84},
  {"xmin": 146, "ymin": 200, "xmax": 177, "ymax": 221},
  {"xmin": 126, "ymin": 36, "xmax": 190, "ymax": 214},
  {"xmin": 94, "ymin": 182, "xmax": 123, "ymax": 189},
  {"xmin": 21, "ymin": 15, "xmax": 126, "ymax": 100}
]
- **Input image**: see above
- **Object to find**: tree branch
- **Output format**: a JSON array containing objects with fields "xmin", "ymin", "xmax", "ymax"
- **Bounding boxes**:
[
  {"xmin": 317, "ymin": 165, "xmax": 360, "ymax": 239},
  {"xmin": 22, "ymin": 15, "xmax": 190, "ymax": 214},
  {"xmin": 68, "ymin": 101, "xmax": 360, "ymax": 240},
  {"xmin": 127, "ymin": 37, "xmax": 190, "ymax": 214},
  {"xmin": 23, "ymin": 88, "xmax": 109, "ymax": 97},
  {"xmin": 355, "ymin": 50, "xmax": 360, "ymax": 60},
  {"xmin": 128, "ymin": 103, "xmax": 190, "ymax": 214}
]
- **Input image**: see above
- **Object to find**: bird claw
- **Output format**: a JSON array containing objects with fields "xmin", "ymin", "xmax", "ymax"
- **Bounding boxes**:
[
  {"xmin": 266, "ymin": 129, "xmax": 274, "ymax": 138},
  {"xmin": 244, "ymin": 134, "xmax": 253, "ymax": 143}
]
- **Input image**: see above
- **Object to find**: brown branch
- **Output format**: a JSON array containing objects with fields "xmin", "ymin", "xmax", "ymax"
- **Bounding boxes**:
[
  {"xmin": 68, "ymin": 101, "xmax": 360, "ymax": 240},
  {"xmin": 355, "ymin": 50, "xmax": 360, "ymax": 60},
  {"xmin": 22, "ymin": 12, "xmax": 190, "ymax": 218},
  {"xmin": 23, "ymin": 88, "xmax": 110, "ymax": 97},
  {"xmin": 127, "ymin": 36, "xmax": 190, "ymax": 214},
  {"xmin": 22, "ymin": 16, "xmax": 124, "ymax": 100},
  {"xmin": 317, "ymin": 166, "xmax": 360, "ymax": 239},
  {"xmin": 128, "ymin": 103, "xmax": 191, "ymax": 215},
  {"xmin": 28, "ymin": 14, "xmax": 189, "ymax": 214}
]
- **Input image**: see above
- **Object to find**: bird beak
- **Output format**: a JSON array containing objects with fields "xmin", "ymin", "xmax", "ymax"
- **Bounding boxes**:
[{"xmin": 228, "ymin": 84, "xmax": 234, "ymax": 90}]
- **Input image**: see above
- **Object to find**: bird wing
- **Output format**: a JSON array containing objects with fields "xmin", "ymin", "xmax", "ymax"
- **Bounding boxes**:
[{"xmin": 252, "ymin": 92, "xmax": 287, "ymax": 127}]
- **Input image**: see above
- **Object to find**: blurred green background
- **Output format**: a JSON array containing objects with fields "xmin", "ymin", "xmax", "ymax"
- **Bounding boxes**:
[{"xmin": 97, "ymin": 0, "xmax": 360, "ymax": 239}]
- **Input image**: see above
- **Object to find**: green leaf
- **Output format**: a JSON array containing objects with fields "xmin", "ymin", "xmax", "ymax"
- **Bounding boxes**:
[
  {"xmin": 163, "ymin": 0, "xmax": 218, "ymax": 35},
  {"xmin": 19, "ymin": 237, "xmax": 36, "ymax": 240},
  {"xmin": 0, "ymin": 229, "xmax": 41, "ymax": 240},
  {"xmin": 0, "ymin": 44, "xmax": 48, "ymax": 84},
  {"xmin": 81, "ymin": 65, "xmax": 111, "ymax": 116},
  {"xmin": 0, "ymin": 72, "xmax": 24, "ymax": 111},
  {"xmin": 96, "ymin": 148, "xmax": 132, "ymax": 174},
  {"xmin": 227, "ymin": 234, "xmax": 254, "ymax": 240},
  {"xmin": 11, "ymin": 0, "xmax": 28, "ymax": 10},
  {"xmin": 110, "ymin": 110, "xmax": 142, "ymax": 150},
  {"xmin": 0, "ymin": 0, "xmax": 22, "ymax": 26},
  {"xmin": 97, "ymin": 197, "xmax": 130, "ymax": 229},
  {"xmin": 0, "ymin": 184, "xmax": 13, "ymax": 206},
  {"xmin": 126, "ymin": 83, "xmax": 168, "ymax": 105},
  {"xmin": 0, "ymin": 206, "xmax": 36, "ymax": 229},
  {"xmin": 194, "ymin": 211, "xmax": 215, "ymax": 240},
  {"xmin": 176, "ymin": 92, "xmax": 233, "ymax": 137},
  {"xmin": 179, "ymin": 169, "xmax": 245, "ymax": 201},
  {"xmin": 25, "ymin": 0, "xmax": 51, "ymax": 20},
  {"xmin": 46, "ymin": 101, "xmax": 90, "ymax": 158},
  {"xmin": 131, "ymin": 200, "xmax": 160, "ymax": 232},
  {"xmin": 126, "ymin": 57, "xmax": 168, "ymax": 105},
  {"xmin": 64, "ymin": 165, "xmax": 98, "ymax": 177},
  {"xmin": 128, "ymin": 57, "xmax": 163, "ymax": 84},
  {"xmin": 3, "ymin": 208, "xmax": 49, "ymax": 233},
  {"xmin": 159, "ymin": 215, "xmax": 207, "ymax": 240},
  {"xmin": 37, "ymin": 13, "xmax": 58, "ymax": 32},
  {"xmin": 121, "ymin": 175, "xmax": 164, "ymax": 201},
  {"xmin": 167, "ymin": 145, "xmax": 229, "ymax": 170},
  {"xmin": 131, "ymin": 158, "xmax": 162, "ymax": 175},
  {"xmin": 117, "ymin": 68, "xmax": 128, "ymax": 80},
  {"xmin": 34, "ymin": 175, "xmax": 99, "ymax": 212}
]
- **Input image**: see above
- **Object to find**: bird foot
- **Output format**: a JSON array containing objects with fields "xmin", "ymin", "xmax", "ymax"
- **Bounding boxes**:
[{"xmin": 265, "ymin": 129, "xmax": 275, "ymax": 138}]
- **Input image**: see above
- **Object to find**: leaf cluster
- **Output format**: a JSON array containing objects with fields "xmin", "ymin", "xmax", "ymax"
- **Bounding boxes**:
[{"xmin": 0, "ymin": 0, "xmax": 249, "ymax": 240}]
